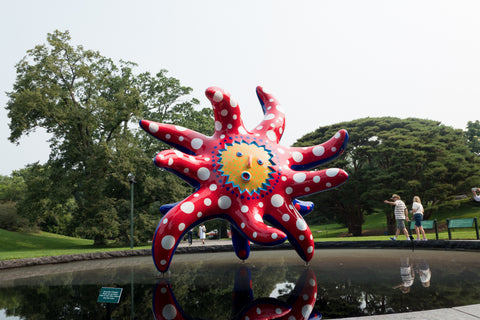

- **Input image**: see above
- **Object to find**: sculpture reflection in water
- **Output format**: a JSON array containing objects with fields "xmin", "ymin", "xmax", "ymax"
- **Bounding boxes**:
[
  {"xmin": 152, "ymin": 267, "xmax": 321, "ymax": 320},
  {"xmin": 392, "ymin": 257, "xmax": 432, "ymax": 293}
]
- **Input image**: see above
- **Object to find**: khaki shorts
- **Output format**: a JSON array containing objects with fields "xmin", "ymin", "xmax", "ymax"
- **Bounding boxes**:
[{"xmin": 397, "ymin": 219, "xmax": 406, "ymax": 229}]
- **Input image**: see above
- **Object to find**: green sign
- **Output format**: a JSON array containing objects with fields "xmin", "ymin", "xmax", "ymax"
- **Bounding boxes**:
[{"xmin": 97, "ymin": 287, "xmax": 123, "ymax": 304}]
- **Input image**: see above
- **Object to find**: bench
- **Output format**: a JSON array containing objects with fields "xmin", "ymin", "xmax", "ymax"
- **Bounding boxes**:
[
  {"xmin": 409, "ymin": 219, "xmax": 438, "ymax": 240},
  {"xmin": 446, "ymin": 218, "xmax": 479, "ymax": 240}
]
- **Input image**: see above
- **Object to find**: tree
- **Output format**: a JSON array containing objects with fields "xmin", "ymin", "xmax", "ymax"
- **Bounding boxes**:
[
  {"xmin": 5, "ymin": 30, "xmax": 212, "ymax": 244},
  {"xmin": 465, "ymin": 120, "xmax": 480, "ymax": 155},
  {"xmin": 295, "ymin": 117, "xmax": 480, "ymax": 236}
]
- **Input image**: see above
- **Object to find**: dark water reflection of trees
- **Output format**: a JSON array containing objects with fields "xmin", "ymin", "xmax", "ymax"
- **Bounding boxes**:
[{"xmin": 0, "ymin": 250, "xmax": 479, "ymax": 319}]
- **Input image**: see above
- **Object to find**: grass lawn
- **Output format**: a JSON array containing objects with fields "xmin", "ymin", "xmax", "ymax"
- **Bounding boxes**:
[
  {"xmin": 311, "ymin": 203, "xmax": 480, "ymax": 241},
  {"xmin": 0, "ymin": 229, "xmax": 149, "ymax": 260}
]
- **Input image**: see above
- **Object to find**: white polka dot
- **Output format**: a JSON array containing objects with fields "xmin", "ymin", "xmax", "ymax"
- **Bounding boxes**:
[
  {"xmin": 281, "ymin": 176, "xmax": 287, "ymax": 181},
  {"xmin": 326, "ymin": 168, "xmax": 339, "ymax": 177},
  {"xmin": 213, "ymin": 91, "xmax": 223, "ymax": 102},
  {"xmin": 218, "ymin": 196, "xmax": 232, "ymax": 209},
  {"xmin": 331, "ymin": 147, "xmax": 337, "ymax": 152},
  {"xmin": 286, "ymin": 187, "xmax": 293, "ymax": 194},
  {"xmin": 183, "ymin": 168, "xmax": 189, "ymax": 174},
  {"xmin": 180, "ymin": 202, "xmax": 194, "ymax": 214},
  {"xmin": 160, "ymin": 260, "xmax": 167, "ymax": 265},
  {"xmin": 256, "ymin": 125, "xmax": 263, "ymax": 130},
  {"xmin": 162, "ymin": 304, "xmax": 177, "ymax": 319},
  {"xmin": 149, "ymin": 123, "xmax": 159, "ymax": 133},
  {"xmin": 204, "ymin": 198, "xmax": 212, "ymax": 206},
  {"xmin": 254, "ymin": 213, "xmax": 263, "ymax": 222},
  {"xmin": 271, "ymin": 194, "xmax": 284, "ymax": 207},
  {"xmin": 264, "ymin": 113, "xmax": 275, "ymax": 120},
  {"xmin": 230, "ymin": 98, "xmax": 238, "ymax": 107},
  {"xmin": 305, "ymin": 187, "xmax": 310, "ymax": 192},
  {"xmin": 292, "ymin": 151, "xmax": 303, "ymax": 162},
  {"xmin": 162, "ymin": 218, "xmax": 168, "ymax": 224},
  {"xmin": 233, "ymin": 114, "xmax": 237, "ymax": 120},
  {"xmin": 241, "ymin": 205, "xmax": 249, "ymax": 213},
  {"xmin": 215, "ymin": 121, "xmax": 222, "ymax": 131},
  {"xmin": 175, "ymin": 126, "xmax": 187, "ymax": 131},
  {"xmin": 282, "ymin": 214, "xmax": 290, "ymax": 222},
  {"xmin": 161, "ymin": 235, "xmax": 175, "ymax": 250},
  {"xmin": 302, "ymin": 305, "xmax": 313, "ymax": 318},
  {"xmin": 299, "ymin": 235, "xmax": 305, "ymax": 240},
  {"xmin": 241, "ymin": 222, "xmax": 245, "ymax": 229},
  {"xmin": 253, "ymin": 232, "xmax": 257, "ymax": 238},
  {"xmin": 160, "ymin": 288, "xmax": 167, "ymax": 294},
  {"xmin": 309, "ymin": 278, "xmax": 316, "ymax": 286},
  {"xmin": 307, "ymin": 246, "xmax": 313, "ymax": 253},
  {"xmin": 197, "ymin": 167, "xmax": 210, "ymax": 180},
  {"xmin": 313, "ymin": 146, "xmax": 325, "ymax": 156},
  {"xmin": 165, "ymin": 134, "xmax": 171, "ymax": 139},
  {"xmin": 259, "ymin": 202, "xmax": 264, "ymax": 208},
  {"xmin": 313, "ymin": 176, "xmax": 321, "ymax": 183},
  {"xmin": 209, "ymin": 184, "xmax": 218, "ymax": 191},
  {"xmin": 266, "ymin": 130, "xmax": 276, "ymax": 141},
  {"xmin": 221, "ymin": 109, "xmax": 228, "ymax": 116},
  {"xmin": 275, "ymin": 308, "xmax": 282, "ymax": 315},
  {"xmin": 326, "ymin": 182, "xmax": 332, "ymax": 187},
  {"xmin": 168, "ymin": 158, "xmax": 174, "ymax": 166},
  {"xmin": 179, "ymin": 136, "xmax": 184, "ymax": 142},
  {"xmin": 227, "ymin": 124, "xmax": 233, "ymax": 130},
  {"xmin": 335, "ymin": 131, "xmax": 341, "ymax": 138},
  {"xmin": 277, "ymin": 148, "xmax": 285, "ymax": 154},
  {"xmin": 178, "ymin": 223, "xmax": 185, "ymax": 231},
  {"xmin": 296, "ymin": 218, "xmax": 307, "ymax": 231},
  {"xmin": 293, "ymin": 173, "xmax": 306, "ymax": 183},
  {"xmin": 197, "ymin": 212, "xmax": 203, "ymax": 218},
  {"xmin": 220, "ymin": 134, "xmax": 225, "ymax": 139},
  {"xmin": 272, "ymin": 233, "xmax": 278, "ymax": 239},
  {"xmin": 191, "ymin": 138, "xmax": 203, "ymax": 150},
  {"xmin": 303, "ymin": 294, "xmax": 309, "ymax": 300}
]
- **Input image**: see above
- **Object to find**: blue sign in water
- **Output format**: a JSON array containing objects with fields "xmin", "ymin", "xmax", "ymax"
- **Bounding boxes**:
[{"xmin": 97, "ymin": 287, "xmax": 123, "ymax": 304}]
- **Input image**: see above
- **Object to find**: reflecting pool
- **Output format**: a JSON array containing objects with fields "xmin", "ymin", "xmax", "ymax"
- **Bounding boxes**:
[{"xmin": 0, "ymin": 249, "xmax": 479, "ymax": 319}]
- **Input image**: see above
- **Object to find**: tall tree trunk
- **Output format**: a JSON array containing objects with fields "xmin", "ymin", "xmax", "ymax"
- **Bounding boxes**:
[{"xmin": 344, "ymin": 204, "xmax": 363, "ymax": 236}]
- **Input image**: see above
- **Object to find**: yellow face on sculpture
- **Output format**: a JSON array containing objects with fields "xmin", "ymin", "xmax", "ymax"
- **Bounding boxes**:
[{"xmin": 218, "ymin": 141, "xmax": 275, "ymax": 194}]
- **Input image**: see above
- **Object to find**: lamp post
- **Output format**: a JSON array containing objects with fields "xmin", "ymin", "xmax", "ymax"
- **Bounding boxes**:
[{"xmin": 128, "ymin": 173, "xmax": 136, "ymax": 249}]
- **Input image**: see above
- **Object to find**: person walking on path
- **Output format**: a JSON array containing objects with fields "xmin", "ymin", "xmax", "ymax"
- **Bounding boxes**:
[
  {"xmin": 411, "ymin": 196, "xmax": 427, "ymax": 241},
  {"xmin": 199, "ymin": 224, "xmax": 206, "ymax": 245},
  {"xmin": 187, "ymin": 229, "xmax": 193, "ymax": 246},
  {"xmin": 384, "ymin": 194, "xmax": 412, "ymax": 241}
]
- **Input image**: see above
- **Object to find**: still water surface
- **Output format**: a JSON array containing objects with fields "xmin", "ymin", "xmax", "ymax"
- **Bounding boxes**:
[{"xmin": 0, "ymin": 249, "xmax": 479, "ymax": 319}]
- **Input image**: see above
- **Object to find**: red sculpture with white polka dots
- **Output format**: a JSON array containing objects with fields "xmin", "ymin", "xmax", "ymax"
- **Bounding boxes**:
[{"xmin": 140, "ymin": 86, "xmax": 349, "ymax": 272}]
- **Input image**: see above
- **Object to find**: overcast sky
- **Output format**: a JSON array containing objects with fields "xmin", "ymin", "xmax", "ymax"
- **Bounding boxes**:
[{"xmin": 1, "ymin": 0, "xmax": 480, "ymax": 176}]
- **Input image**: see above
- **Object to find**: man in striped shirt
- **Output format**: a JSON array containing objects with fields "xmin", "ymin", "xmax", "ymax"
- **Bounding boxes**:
[{"xmin": 384, "ymin": 194, "xmax": 412, "ymax": 241}]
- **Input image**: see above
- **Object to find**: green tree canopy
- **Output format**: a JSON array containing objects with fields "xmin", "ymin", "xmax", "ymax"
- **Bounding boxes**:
[
  {"xmin": 295, "ymin": 117, "xmax": 480, "ymax": 236},
  {"xmin": 465, "ymin": 120, "xmax": 480, "ymax": 155},
  {"xmin": 5, "ymin": 30, "xmax": 213, "ymax": 244}
]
